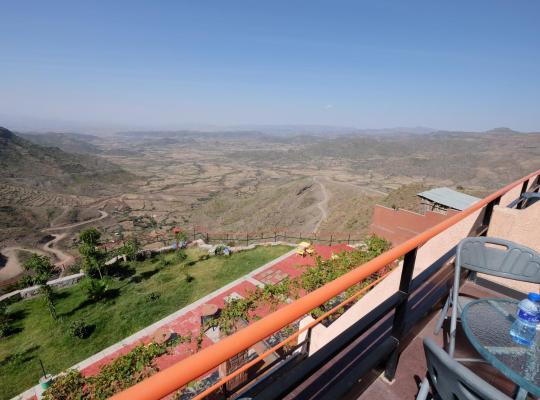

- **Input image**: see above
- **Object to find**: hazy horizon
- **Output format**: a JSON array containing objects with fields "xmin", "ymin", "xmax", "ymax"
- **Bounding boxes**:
[{"xmin": 2, "ymin": 114, "xmax": 539, "ymax": 136}]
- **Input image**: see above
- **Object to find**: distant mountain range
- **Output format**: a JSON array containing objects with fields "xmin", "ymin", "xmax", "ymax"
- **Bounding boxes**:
[{"xmin": 19, "ymin": 131, "xmax": 103, "ymax": 154}]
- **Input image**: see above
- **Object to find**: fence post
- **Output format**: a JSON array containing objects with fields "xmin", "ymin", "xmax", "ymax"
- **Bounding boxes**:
[
  {"xmin": 246, "ymin": 233, "xmax": 249, "ymax": 246},
  {"xmin": 274, "ymin": 232, "xmax": 277, "ymax": 243},
  {"xmin": 384, "ymin": 247, "xmax": 417, "ymax": 381},
  {"xmin": 329, "ymin": 234, "xmax": 333, "ymax": 246},
  {"xmin": 206, "ymin": 233, "xmax": 209, "ymax": 243},
  {"xmin": 192, "ymin": 227, "xmax": 196, "ymax": 240},
  {"xmin": 347, "ymin": 233, "xmax": 350, "ymax": 245}
]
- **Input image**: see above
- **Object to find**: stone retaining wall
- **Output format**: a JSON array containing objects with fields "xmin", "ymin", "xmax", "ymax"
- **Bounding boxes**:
[{"xmin": 0, "ymin": 272, "xmax": 85, "ymax": 304}]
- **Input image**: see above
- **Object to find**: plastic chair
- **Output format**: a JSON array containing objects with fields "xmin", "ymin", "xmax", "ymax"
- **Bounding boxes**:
[
  {"xmin": 417, "ymin": 337, "xmax": 512, "ymax": 400},
  {"xmin": 434, "ymin": 236, "xmax": 540, "ymax": 357}
]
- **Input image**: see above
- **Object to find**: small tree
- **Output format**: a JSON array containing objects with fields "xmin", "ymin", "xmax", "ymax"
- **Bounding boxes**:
[
  {"xmin": 172, "ymin": 227, "xmax": 187, "ymax": 251},
  {"xmin": 122, "ymin": 238, "xmax": 140, "ymax": 261},
  {"xmin": 79, "ymin": 228, "xmax": 101, "ymax": 246},
  {"xmin": 82, "ymin": 277, "xmax": 107, "ymax": 301},
  {"xmin": 79, "ymin": 228, "xmax": 106, "ymax": 279},
  {"xmin": 23, "ymin": 254, "xmax": 57, "ymax": 320}
]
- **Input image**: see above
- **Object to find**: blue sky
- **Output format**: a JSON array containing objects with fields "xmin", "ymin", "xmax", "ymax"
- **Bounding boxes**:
[{"xmin": 1, "ymin": 1, "xmax": 539, "ymax": 132}]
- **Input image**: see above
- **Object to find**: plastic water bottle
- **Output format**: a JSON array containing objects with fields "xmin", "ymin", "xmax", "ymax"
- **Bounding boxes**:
[{"xmin": 510, "ymin": 292, "xmax": 540, "ymax": 346}]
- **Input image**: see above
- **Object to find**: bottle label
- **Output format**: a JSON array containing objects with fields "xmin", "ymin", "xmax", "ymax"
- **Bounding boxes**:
[{"xmin": 518, "ymin": 309, "xmax": 540, "ymax": 323}]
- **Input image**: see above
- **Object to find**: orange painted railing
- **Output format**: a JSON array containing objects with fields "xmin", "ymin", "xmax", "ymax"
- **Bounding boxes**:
[
  {"xmin": 192, "ymin": 271, "xmax": 391, "ymax": 400},
  {"xmin": 112, "ymin": 170, "xmax": 540, "ymax": 400}
]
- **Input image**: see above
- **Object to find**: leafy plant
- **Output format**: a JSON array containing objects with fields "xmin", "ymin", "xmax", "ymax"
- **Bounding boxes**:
[
  {"xmin": 42, "ymin": 370, "xmax": 87, "ymax": 400},
  {"xmin": 204, "ymin": 297, "xmax": 257, "ymax": 335},
  {"xmin": 172, "ymin": 227, "xmax": 188, "ymax": 251},
  {"xmin": 44, "ymin": 342, "xmax": 171, "ymax": 399},
  {"xmin": 214, "ymin": 245, "xmax": 226, "ymax": 256},
  {"xmin": 82, "ymin": 278, "xmax": 107, "ymax": 301},
  {"xmin": 78, "ymin": 228, "xmax": 106, "ymax": 279},
  {"xmin": 23, "ymin": 254, "xmax": 57, "ymax": 320},
  {"xmin": 145, "ymin": 292, "xmax": 161, "ymax": 302},
  {"xmin": 68, "ymin": 319, "xmax": 91, "ymax": 339},
  {"xmin": 121, "ymin": 238, "xmax": 141, "ymax": 261},
  {"xmin": 79, "ymin": 228, "xmax": 101, "ymax": 246}
]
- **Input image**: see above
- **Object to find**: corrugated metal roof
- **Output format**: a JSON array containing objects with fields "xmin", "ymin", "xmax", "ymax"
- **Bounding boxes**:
[{"xmin": 417, "ymin": 187, "xmax": 480, "ymax": 211}]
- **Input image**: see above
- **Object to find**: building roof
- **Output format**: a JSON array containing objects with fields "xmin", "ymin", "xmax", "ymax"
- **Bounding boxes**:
[{"xmin": 417, "ymin": 187, "xmax": 480, "ymax": 211}]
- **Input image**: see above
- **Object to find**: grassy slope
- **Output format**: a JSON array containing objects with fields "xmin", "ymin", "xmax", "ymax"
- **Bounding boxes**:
[{"xmin": 0, "ymin": 245, "xmax": 291, "ymax": 399}]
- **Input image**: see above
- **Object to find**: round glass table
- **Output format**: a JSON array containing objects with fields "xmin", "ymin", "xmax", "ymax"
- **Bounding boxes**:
[{"xmin": 461, "ymin": 298, "xmax": 540, "ymax": 398}]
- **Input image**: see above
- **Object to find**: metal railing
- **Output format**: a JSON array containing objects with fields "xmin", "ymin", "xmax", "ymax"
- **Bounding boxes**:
[{"xmin": 112, "ymin": 170, "xmax": 540, "ymax": 400}]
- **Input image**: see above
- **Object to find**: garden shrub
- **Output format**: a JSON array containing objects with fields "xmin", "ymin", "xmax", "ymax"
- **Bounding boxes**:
[
  {"xmin": 68, "ymin": 319, "xmax": 91, "ymax": 339},
  {"xmin": 145, "ymin": 292, "xmax": 161, "ymax": 302},
  {"xmin": 214, "ymin": 245, "xmax": 226, "ymax": 256},
  {"xmin": 44, "ymin": 342, "xmax": 170, "ymax": 399},
  {"xmin": 82, "ymin": 278, "xmax": 107, "ymax": 301},
  {"xmin": 42, "ymin": 370, "xmax": 86, "ymax": 400}
]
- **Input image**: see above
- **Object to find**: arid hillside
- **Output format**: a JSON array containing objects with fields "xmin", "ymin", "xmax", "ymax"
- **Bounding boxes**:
[{"xmin": 0, "ymin": 127, "xmax": 132, "ymax": 246}]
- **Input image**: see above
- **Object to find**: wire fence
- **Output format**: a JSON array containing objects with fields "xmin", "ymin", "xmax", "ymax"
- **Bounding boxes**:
[
  {"xmin": 188, "ymin": 226, "xmax": 365, "ymax": 246},
  {"xmin": 131, "ymin": 227, "xmax": 366, "ymax": 248}
]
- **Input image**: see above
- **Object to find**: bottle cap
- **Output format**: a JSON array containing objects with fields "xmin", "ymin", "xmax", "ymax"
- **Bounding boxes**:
[{"xmin": 528, "ymin": 292, "xmax": 540, "ymax": 302}]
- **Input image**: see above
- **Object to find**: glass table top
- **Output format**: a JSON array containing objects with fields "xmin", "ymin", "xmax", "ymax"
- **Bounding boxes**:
[{"xmin": 461, "ymin": 298, "xmax": 540, "ymax": 397}]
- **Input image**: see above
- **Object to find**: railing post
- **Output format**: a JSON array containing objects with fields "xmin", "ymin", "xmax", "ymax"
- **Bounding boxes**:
[
  {"xmin": 481, "ymin": 196, "xmax": 501, "ymax": 233},
  {"xmin": 520, "ymin": 179, "xmax": 529, "ymax": 195},
  {"xmin": 517, "ymin": 180, "xmax": 530, "ymax": 209},
  {"xmin": 301, "ymin": 327, "xmax": 312, "ymax": 355},
  {"xmin": 384, "ymin": 247, "xmax": 417, "ymax": 381},
  {"xmin": 534, "ymin": 175, "xmax": 540, "ymax": 193}
]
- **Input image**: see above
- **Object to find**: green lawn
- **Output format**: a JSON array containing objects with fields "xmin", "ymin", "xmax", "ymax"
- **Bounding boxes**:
[{"xmin": 0, "ymin": 245, "xmax": 291, "ymax": 399}]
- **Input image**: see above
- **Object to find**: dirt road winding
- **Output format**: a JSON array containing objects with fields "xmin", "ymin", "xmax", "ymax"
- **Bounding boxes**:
[
  {"xmin": 313, "ymin": 176, "xmax": 329, "ymax": 233},
  {"xmin": 0, "ymin": 209, "xmax": 108, "ymax": 282}
]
